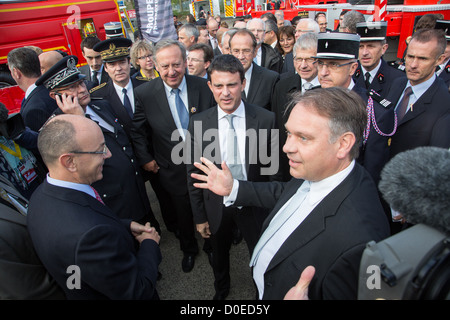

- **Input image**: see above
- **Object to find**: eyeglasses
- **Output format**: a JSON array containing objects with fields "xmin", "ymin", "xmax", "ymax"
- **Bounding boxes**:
[
  {"xmin": 231, "ymin": 49, "xmax": 254, "ymax": 56},
  {"xmin": 138, "ymin": 54, "xmax": 153, "ymax": 60},
  {"xmin": 317, "ymin": 60, "xmax": 355, "ymax": 70},
  {"xmin": 69, "ymin": 145, "xmax": 108, "ymax": 155},
  {"xmin": 294, "ymin": 57, "xmax": 317, "ymax": 64}
]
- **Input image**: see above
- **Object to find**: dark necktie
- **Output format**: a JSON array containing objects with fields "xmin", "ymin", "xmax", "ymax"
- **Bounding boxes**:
[
  {"xmin": 364, "ymin": 72, "xmax": 371, "ymax": 89},
  {"xmin": 122, "ymin": 88, "xmax": 134, "ymax": 119},
  {"xmin": 396, "ymin": 86, "xmax": 413, "ymax": 121},
  {"xmin": 172, "ymin": 88, "xmax": 189, "ymax": 130},
  {"xmin": 92, "ymin": 71, "xmax": 99, "ymax": 87}
]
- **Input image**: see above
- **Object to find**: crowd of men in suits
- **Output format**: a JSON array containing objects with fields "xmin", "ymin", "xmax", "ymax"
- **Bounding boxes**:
[{"xmin": 1, "ymin": 11, "xmax": 449, "ymax": 300}]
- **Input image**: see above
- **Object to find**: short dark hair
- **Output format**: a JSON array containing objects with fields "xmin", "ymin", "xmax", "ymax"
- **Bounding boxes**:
[
  {"xmin": 80, "ymin": 36, "xmax": 101, "ymax": 52},
  {"xmin": 285, "ymin": 87, "xmax": 367, "ymax": 159},
  {"xmin": 410, "ymin": 28, "xmax": 446, "ymax": 58},
  {"xmin": 207, "ymin": 54, "xmax": 245, "ymax": 83},
  {"xmin": 188, "ymin": 43, "xmax": 214, "ymax": 63},
  {"xmin": 7, "ymin": 47, "xmax": 41, "ymax": 78}
]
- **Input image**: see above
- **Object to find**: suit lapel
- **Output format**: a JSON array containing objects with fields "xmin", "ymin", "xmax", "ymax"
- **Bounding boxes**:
[
  {"xmin": 247, "ymin": 64, "xmax": 262, "ymax": 102},
  {"xmin": 265, "ymin": 165, "xmax": 360, "ymax": 272},
  {"xmin": 245, "ymin": 103, "xmax": 258, "ymax": 173},
  {"xmin": 400, "ymin": 78, "xmax": 440, "ymax": 125}
]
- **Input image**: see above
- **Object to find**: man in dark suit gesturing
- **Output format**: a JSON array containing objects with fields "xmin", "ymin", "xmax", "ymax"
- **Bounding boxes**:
[
  {"xmin": 191, "ymin": 87, "xmax": 390, "ymax": 300},
  {"xmin": 131, "ymin": 39, "xmax": 216, "ymax": 272},
  {"xmin": 27, "ymin": 114, "xmax": 161, "ymax": 299},
  {"xmin": 187, "ymin": 54, "xmax": 278, "ymax": 300}
]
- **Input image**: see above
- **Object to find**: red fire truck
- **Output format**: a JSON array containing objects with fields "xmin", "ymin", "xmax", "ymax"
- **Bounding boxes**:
[
  {"xmin": 249, "ymin": 0, "xmax": 450, "ymax": 61},
  {"xmin": 0, "ymin": 0, "xmax": 123, "ymax": 112}
]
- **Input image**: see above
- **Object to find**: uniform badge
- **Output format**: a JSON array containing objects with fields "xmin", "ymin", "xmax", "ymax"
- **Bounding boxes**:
[
  {"xmin": 355, "ymin": 69, "xmax": 361, "ymax": 77},
  {"xmin": 191, "ymin": 107, "xmax": 197, "ymax": 113},
  {"xmin": 377, "ymin": 73, "xmax": 384, "ymax": 83}
]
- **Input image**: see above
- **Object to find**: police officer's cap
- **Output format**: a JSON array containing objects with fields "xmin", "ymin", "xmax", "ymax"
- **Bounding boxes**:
[
  {"xmin": 313, "ymin": 32, "xmax": 360, "ymax": 60},
  {"xmin": 35, "ymin": 55, "xmax": 85, "ymax": 90},
  {"xmin": 93, "ymin": 38, "xmax": 132, "ymax": 63},
  {"xmin": 356, "ymin": 21, "xmax": 387, "ymax": 42}
]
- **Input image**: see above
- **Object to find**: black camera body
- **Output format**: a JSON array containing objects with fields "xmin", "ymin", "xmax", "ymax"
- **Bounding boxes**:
[
  {"xmin": 0, "ymin": 113, "xmax": 26, "ymax": 140},
  {"xmin": 358, "ymin": 224, "xmax": 450, "ymax": 300}
]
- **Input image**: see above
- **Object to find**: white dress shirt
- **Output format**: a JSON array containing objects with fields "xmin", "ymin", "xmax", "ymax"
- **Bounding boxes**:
[
  {"xmin": 244, "ymin": 64, "xmax": 253, "ymax": 97},
  {"xmin": 217, "ymin": 102, "xmax": 247, "ymax": 183},
  {"xmin": 113, "ymin": 80, "xmax": 135, "ymax": 113},
  {"xmin": 252, "ymin": 160, "xmax": 355, "ymax": 299}
]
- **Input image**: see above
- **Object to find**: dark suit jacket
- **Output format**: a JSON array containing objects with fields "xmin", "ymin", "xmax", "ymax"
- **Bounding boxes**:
[
  {"xmin": 245, "ymin": 63, "xmax": 279, "ymax": 111},
  {"xmin": 386, "ymin": 76, "xmax": 450, "ymax": 158},
  {"xmin": 261, "ymin": 43, "xmax": 283, "ymax": 73},
  {"xmin": 281, "ymin": 52, "xmax": 294, "ymax": 74},
  {"xmin": 0, "ymin": 175, "xmax": 65, "ymax": 299},
  {"xmin": 131, "ymin": 75, "xmax": 215, "ymax": 196},
  {"xmin": 271, "ymin": 73, "xmax": 301, "ymax": 181},
  {"xmin": 234, "ymin": 163, "xmax": 390, "ymax": 299},
  {"xmin": 20, "ymin": 85, "xmax": 58, "ymax": 132},
  {"xmin": 27, "ymin": 180, "xmax": 161, "ymax": 299},
  {"xmin": 186, "ymin": 102, "xmax": 277, "ymax": 234},
  {"xmin": 89, "ymin": 78, "xmax": 141, "ymax": 139},
  {"xmin": 353, "ymin": 59, "xmax": 406, "ymax": 98}
]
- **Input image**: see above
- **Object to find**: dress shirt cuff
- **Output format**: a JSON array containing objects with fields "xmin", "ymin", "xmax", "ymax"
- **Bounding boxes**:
[{"xmin": 223, "ymin": 179, "xmax": 240, "ymax": 207}]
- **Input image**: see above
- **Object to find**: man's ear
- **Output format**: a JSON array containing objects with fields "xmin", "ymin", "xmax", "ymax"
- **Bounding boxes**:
[
  {"xmin": 336, "ymin": 132, "xmax": 356, "ymax": 160},
  {"xmin": 59, "ymin": 154, "xmax": 77, "ymax": 173}
]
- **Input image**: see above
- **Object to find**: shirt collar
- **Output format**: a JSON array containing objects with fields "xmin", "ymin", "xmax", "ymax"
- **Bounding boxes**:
[
  {"xmin": 407, "ymin": 73, "xmax": 436, "ymax": 99},
  {"xmin": 25, "ymin": 83, "xmax": 37, "ymax": 99},
  {"xmin": 46, "ymin": 174, "xmax": 95, "ymax": 198},
  {"xmin": 217, "ymin": 100, "xmax": 245, "ymax": 120},
  {"xmin": 307, "ymin": 160, "xmax": 355, "ymax": 206},
  {"xmin": 361, "ymin": 59, "xmax": 382, "ymax": 81},
  {"xmin": 163, "ymin": 76, "xmax": 186, "ymax": 95}
]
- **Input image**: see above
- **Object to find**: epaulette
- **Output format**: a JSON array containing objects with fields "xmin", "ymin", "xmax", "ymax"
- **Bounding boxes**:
[
  {"xmin": 368, "ymin": 89, "xmax": 392, "ymax": 108},
  {"xmin": 388, "ymin": 61, "xmax": 406, "ymax": 72},
  {"xmin": 89, "ymin": 82, "xmax": 107, "ymax": 94}
]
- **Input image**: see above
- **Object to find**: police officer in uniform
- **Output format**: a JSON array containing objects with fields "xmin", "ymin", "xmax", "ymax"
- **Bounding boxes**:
[
  {"xmin": 36, "ymin": 55, "xmax": 160, "ymax": 231},
  {"xmin": 353, "ymin": 21, "xmax": 406, "ymax": 97}
]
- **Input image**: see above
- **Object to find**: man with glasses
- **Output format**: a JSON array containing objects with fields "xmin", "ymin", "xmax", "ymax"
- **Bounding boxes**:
[
  {"xmin": 247, "ymin": 18, "xmax": 283, "ymax": 73},
  {"xmin": 282, "ymin": 18, "xmax": 320, "ymax": 74},
  {"xmin": 314, "ymin": 32, "xmax": 395, "ymax": 195},
  {"xmin": 36, "ymin": 55, "xmax": 160, "ymax": 231},
  {"xmin": 27, "ymin": 114, "xmax": 162, "ymax": 299},
  {"xmin": 272, "ymin": 32, "xmax": 320, "ymax": 181},
  {"xmin": 229, "ymin": 29, "xmax": 279, "ymax": 111},
  {"xmin": 187, "ymin": 43, "xmax": 214, "ymax": 79}
]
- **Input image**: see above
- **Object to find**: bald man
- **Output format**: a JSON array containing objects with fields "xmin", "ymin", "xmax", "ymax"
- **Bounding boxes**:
[
  {"xmin": 27, "ymin": 114, "xmax": 162, "ymax": 300},
  {"xmin": 39, "ymin": 51, "xmax": 63, "ymax": 74}
]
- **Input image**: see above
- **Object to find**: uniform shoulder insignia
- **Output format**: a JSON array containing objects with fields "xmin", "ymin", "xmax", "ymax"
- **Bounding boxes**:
[
  {"xmin": 388, "ymin": 61, "xmax": 405, "ymax": 72},
  {"xmin": 368, "ymin": 89, "xmax": 392, "ymax": 108},
  {"xmin": 89, "ymin": 82, "xmax": 107, "ymax": 94}
]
